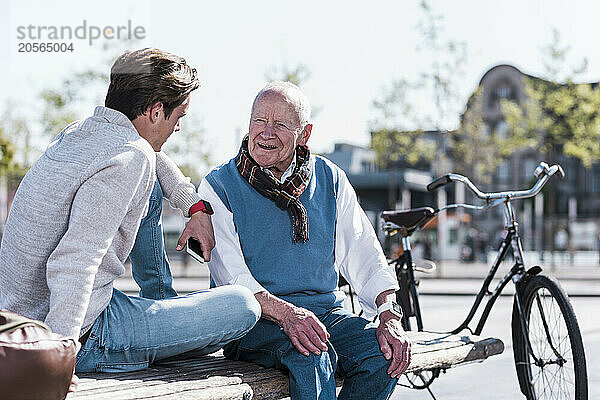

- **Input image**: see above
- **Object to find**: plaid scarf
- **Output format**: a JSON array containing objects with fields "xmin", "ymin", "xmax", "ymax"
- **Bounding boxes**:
[{"xmin": 235, "ymin": 136, "xmax": 312, "ymax": 242}]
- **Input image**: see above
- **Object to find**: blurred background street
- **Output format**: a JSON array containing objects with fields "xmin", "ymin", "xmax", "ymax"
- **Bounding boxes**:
[
  {"xmin": 3, "ymin": 1, "xmax": 600, "ymax": 398},
  {"xmin": 115, "ymin": 257, "xmax": 600, "ymax": 298}
]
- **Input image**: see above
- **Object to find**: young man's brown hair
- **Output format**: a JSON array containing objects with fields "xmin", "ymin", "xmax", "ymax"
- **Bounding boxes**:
[{"xmin": 105, "ymin": 48, "xmax": 199, "ymax": 120}]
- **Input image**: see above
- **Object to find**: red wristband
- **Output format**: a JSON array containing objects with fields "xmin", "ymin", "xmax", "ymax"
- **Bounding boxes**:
[{"xmin": 190, "ymin": 200, "xmax": 214, "ymax": 216}]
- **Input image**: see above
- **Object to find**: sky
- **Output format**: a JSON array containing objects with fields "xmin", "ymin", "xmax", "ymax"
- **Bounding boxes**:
[{"xmin": 1, "ymin": 0, "xmax": 600, "ymax": 168}]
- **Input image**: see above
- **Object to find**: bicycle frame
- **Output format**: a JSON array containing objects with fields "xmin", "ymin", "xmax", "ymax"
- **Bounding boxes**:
[
  {"xmin": 384, "ymin": 162, "xmax": 576, "ymax": 396},
  {"xmin": 395, "ymin": 162, "xmax": 567, "ymax": 367},
  {"xmin": 448, "ymin": 198, "xmax": 560, "ymax": 367},
  {"xmin": 396, "ymin": 200, "xmax": 528, "ymax": 335},
  {"xmin": 397, "ymin": 162, "xmax": 565, "ymax": 332},
  {"xmin": 449, "ymin": 212, "xmax": 525, "ymax": 336},
  {"xmin": 395, "ymin": 237, "xmax": 425, "ymax": 331}
]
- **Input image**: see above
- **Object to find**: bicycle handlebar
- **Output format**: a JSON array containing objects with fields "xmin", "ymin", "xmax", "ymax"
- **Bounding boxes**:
[
  {"xmin": 426, "ymin": 175, "xmax": 452, "ymax": 192},
  {"xmin": 427, "ymin": 162, "xmax": 565, "ymax": 204}
]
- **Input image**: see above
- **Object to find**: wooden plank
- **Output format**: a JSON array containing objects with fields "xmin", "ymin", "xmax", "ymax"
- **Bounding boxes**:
[
  {"xmin": 407, "ymin": 336, "xmax": 504, "ymax": 372},
  {"xmin": 151, "ymin": 385, "xmax": 253, "ymax": 400},
  {"xmin": 67, "ymin": 332, "xmax": 503, "ymax": 400},
  {"xmin": 68, "ymin": 376, "xmax": 243, "ymax": 398},
  {"xmin": 69, "ymin": 379, "xmax": 252, "ymax": 400}
]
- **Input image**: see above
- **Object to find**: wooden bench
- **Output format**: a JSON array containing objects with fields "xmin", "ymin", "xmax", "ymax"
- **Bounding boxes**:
[{"xmin": 67, "ymin": 331, "xmax": 504, "ymax": 400}]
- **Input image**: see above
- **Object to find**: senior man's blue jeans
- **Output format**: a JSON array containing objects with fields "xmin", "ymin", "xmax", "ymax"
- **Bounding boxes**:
[
  {"xmin": 75, "ymin": 179, "xmax": 261, "ymax": 373},
  {"xmin": 224, "ymin": 306, "xmax": 399, "ymax": 400}
]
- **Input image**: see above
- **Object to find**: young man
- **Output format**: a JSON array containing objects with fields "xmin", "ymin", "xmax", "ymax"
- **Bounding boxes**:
[{"xmin": 0, "ymin": 48, "xmax": 260, "ymax": 374}]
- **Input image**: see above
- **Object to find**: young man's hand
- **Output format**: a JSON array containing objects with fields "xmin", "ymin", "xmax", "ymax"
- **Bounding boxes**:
[{"xmin": 176, "ymin": 211, "xmax": 215, "ymax": 261}]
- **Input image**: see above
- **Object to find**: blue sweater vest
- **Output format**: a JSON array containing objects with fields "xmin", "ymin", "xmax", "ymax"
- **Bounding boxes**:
[{"xmin": 206, "ymin": 155, "xmax": 345, "ymax": 310}]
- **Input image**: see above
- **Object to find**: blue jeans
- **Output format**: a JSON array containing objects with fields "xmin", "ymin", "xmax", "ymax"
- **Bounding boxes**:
[
  {"xmin": 224, "ymin": 306, "xmax": 398, "ymax": 400},
  {"xmin": 75, "ymin": 180, "xmax": 261, "ymax": 373},
  {"xmin": 129, "ymin": 179, "xmax": 177, "ymax": 300}
]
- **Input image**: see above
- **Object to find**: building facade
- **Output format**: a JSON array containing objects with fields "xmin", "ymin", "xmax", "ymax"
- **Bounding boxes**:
[
  {"xmin": 324, "ymin": 64, "xmax": 600, "ymax": 260},
  {"xmin": 476, "ymin": 64, "xmax": 600, "ymax": 252}
]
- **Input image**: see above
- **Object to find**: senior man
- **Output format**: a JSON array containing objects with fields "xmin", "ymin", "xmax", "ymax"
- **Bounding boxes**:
[{"xmin": 198, "ymin": 82, "xmax": 411, "ymax": 399}]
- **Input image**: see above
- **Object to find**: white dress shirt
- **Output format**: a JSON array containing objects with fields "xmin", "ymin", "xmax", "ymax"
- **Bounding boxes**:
[{"xmin": 197, "ymin": 159, "xmax": 399, "ymax": 317}]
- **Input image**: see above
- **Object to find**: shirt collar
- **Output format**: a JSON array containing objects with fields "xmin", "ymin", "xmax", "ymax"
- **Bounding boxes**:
[
  {"xmin": 261, "ymin": 151, "xmax": 297, "ymax": 184},
  {"xmin": 92, "ymin": 106, "xmax": 136, "ymax": 131}
]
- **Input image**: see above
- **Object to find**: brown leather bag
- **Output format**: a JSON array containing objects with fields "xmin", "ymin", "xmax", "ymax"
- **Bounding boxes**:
[{"xmin": 0, "ymin": 310, "xmax": 78, "ymax": 400}]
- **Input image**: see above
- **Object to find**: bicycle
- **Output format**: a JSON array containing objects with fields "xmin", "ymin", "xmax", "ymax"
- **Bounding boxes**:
[{"xmin": 366, "ymin": 162, "xmax": 587, "ymax": 399}]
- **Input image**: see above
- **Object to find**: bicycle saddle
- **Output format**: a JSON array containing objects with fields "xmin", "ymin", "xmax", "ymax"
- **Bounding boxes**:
[{"xmin": 381, "ymin": 207, "xmax": 436, "ymax": 232}]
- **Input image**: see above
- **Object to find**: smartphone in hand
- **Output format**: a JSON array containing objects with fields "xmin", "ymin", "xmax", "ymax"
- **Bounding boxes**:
[{"xmin": 186, "ymin": 238, "xmax": 205, "ymax": 263}]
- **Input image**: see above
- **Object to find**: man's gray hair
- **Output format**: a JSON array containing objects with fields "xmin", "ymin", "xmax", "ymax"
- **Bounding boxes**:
[{"xmin": 252, "ymin": 81, "xmax": 311, "ymax": 127}]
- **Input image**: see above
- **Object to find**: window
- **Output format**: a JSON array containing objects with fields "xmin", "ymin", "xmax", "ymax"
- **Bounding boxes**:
[
  {"xmin": 449, "ymin": 228, "xmax": 458, "ymax": 244},
  {"xmin": 590, "ymin": 166, "xmax": 600, "ymax": 193},
  {"xmin": 495, "ymin": 120, "xmax": 509, "ymax": 139},
  {"xmin": 485, "ymin": 123, "xmax": 493, "ymax": 136},
  {"xmin": 361, "ymin": 160, "xmax": 376, "ymax": 173},
  {"xmin": 522, "ymin": 158, "xmax": 537, "ymax": 180},
  {"xmin": 495, "ymin": 85, "xmax": 512, "ymax": 100},
  {"xmin": 489, "ymin": 83, "xmax": 516, "ymax": 108},
  {"xmin": 497, "ymin": 161, "xmax": 510, "ymax": 182}
]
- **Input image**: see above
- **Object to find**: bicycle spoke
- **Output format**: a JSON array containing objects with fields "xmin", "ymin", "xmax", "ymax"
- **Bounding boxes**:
[
  {"xmin": 558, "ymin": 366, "xmax": 573, "ymax": 399},
  {"xmin": 539, "ymin": 367, "xmax": 549, "ymax": 399},
  {"xmin": 559, "ymin": 370, "xmax": 569, "ymax": 399},
  {"xmin": 548, "ymin": 365, "xmax": 562, "ymax": 397},
  {"xmin": 526, "ymin": 286, "xmax": 576, "ymax": 400}
]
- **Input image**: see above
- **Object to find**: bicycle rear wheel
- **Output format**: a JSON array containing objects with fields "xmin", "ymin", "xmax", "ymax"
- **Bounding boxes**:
[{"xmin": 511, "ymin": 274, "xmax": 587, "ymax": 400}]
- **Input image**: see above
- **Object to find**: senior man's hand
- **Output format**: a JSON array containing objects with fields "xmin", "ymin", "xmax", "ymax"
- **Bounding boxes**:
[
  {"xmin": 176, "ymin": 210, "xmax": 215, "ymax": 261},
  {"xmin": 281, "ymin": 305, "xmax": 330, "ymax": 357},
  {"xmin": 254, "ymin": 291, "xmax": 330, "ymax": 357},
  {"xmin": 377, "ymin": 311, "xmax": 411, "ymax": 378}
]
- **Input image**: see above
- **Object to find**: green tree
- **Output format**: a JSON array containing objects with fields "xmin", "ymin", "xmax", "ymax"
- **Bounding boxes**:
[
  {"xmin": 2, "ymin": 44, "xmax": 212, "ymax": 181},
  {"xmin": 370, "ymin": 0, "xmax": 468, "ymax": 174},
  {"xmin": 265, "ymin": 64, "xmax": 311, "ymax": 87},
  {"xmin": 0, "ymin": 114, "xmax": 30, "ymax": 234},
  {"xmin": 0, "ymin": 108, "xmax": 32, "ymax": 170},
  {"xmin": 39, "ymin": 69, "xmax": 108, "ymax": 139},
  {"xmin": 415, "ymin": 0, "xmax": 467, "ymax": 132},
  {"xmin": 371, "ymin": 128, "xmax": 437, "ymax": 169},
  {"xmin": 501, "ymin": 29, "xmax": 600, "ymax": 253},
  {"xmin": 0, "ymin": 126, "xmax": 15, "ymax": 176},
  {"xmin": 264, "ymin": 63, "xmax": 322, "ymax": 120},
  {"xmin": 161, "ymin": 114, "xmax": 212, "ymax": 182},
  {"xmin": 501, "ymin": 71, "xmax": 600, "ymax": 254},
  {"xmin": 448, "ymin": 88, "xmax": 509, "ymax": 183},
  {"xmin": 502, "ymin": 30, "xmax": 600, "ymax": 168},
  {"xmin": 370, "ymin": 79, "xmax": 436, "ymax": 168},
  {"xmin": 502, "ymin": 78, "xmax": 600, "ymax": 168}
]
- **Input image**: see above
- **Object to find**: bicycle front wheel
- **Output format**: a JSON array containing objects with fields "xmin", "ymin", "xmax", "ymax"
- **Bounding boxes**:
[{"xmin": 511, "ymin": 274, "xmax": 587, "ymax": 400}]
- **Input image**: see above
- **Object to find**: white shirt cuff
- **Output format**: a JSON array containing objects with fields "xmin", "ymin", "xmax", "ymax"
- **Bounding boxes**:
[
  {"xmin": 357, "ymin": 267, "xmax": 399, "ymax": 317},
  {"xmin": 231, "ymin": 273, "xmax": 266, "ymax": 294}
]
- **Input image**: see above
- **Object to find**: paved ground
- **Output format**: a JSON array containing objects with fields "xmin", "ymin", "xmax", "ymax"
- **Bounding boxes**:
[
  {"xmin": 113, "ymin": 258, "xmax": 599, "ymax": 399},
  {"xmin": 390, "ymin": 295, "xmax": 599, "ymax": 400}
]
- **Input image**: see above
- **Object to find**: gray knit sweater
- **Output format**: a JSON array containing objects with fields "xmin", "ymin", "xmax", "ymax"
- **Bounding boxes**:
[{"xmin": 0, "ymin": 106, "xmax": 201, "ymax": 339}]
